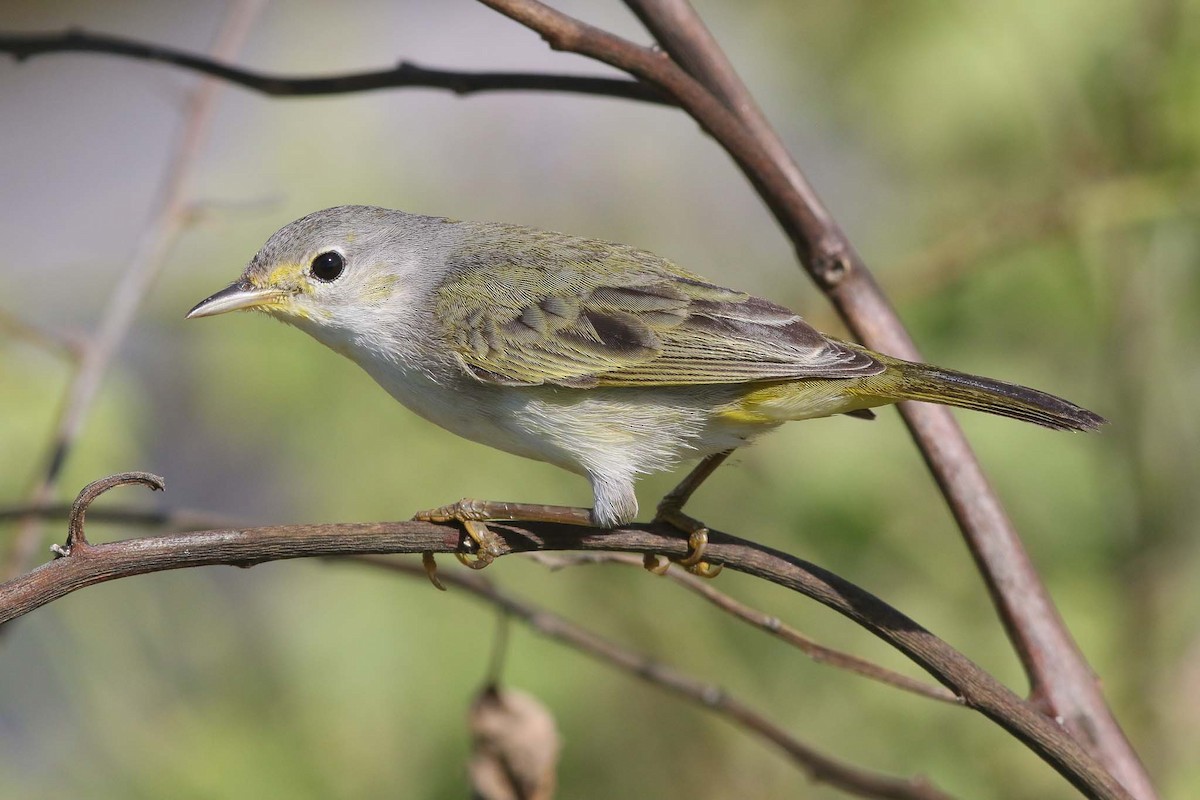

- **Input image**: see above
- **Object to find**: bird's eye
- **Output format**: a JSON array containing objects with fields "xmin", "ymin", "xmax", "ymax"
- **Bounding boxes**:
[{"xmin": 310, "ymin": 251, "xmax": 345, "ymax": 282}]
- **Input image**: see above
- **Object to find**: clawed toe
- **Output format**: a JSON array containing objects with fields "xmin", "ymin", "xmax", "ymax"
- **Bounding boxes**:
[
  {"xmin": 456, "ymin": 519, "xmax": 500, "ymax": 570},
  {"xmin": 455, "ymin": 549, "xmax": 495, "ymax": 570},
  {"xmin": 642, "ymin": 552, "xmax": 671, "ymax": 575},
  {"xmin": 422, "ymin": 551, "xmax": 448, "ymax": 590},
  {"xmin": 679, "ymin": 528, "xmax": 722, "ymax": 578},
  {"xmin": 687, "ymin": 559, "xmax": 723, "ymax": 579},
  {"xmin": 677, "ymin": 528, "xmax": 708, "ymax": 567},
  {"xmin": 647, "ymin": 509, "xmax": 723, "ymax": 578}
]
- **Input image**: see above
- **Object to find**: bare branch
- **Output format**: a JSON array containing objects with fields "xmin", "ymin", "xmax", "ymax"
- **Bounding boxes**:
[
  {"xmin": 0, "ymin": 502, "xmax": 240, "ymax": 531},
  {"xmin": 2, "ymin": 501, "xmax": 957, "ymax": 798},
  {"xmin": 0, "ymin": 308, "xmax": 84, "ymax": 360},
  {"xmin": 0, "ymin": 29, "xmax": 668, "ymax": 105},
  {"xmin": 0, "ymin": 473, "xmax": 1129, "ymax": 800},
  {"xmin": 355, "ymin": 556, "xmax": 954, "ymax": 800},
  {"xmin": 3, "ymin": 501, "xmax": 958, "ymax": 706}
]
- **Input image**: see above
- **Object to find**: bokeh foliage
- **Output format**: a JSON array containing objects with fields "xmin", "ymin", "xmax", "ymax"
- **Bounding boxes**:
[{"xmin": 2, "ymin": 1, "xmax": 1198, "ymax": 798}]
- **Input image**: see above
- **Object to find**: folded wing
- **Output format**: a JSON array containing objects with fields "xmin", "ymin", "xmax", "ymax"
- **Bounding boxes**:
[{"xmin": 435, "ymin": 226, "xmax": 884, "ymax": 389}]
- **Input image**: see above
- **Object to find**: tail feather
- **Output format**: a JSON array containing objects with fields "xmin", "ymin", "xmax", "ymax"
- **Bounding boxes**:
[{"xmin": 881, "ymin": 361, "xmax": 1106, "ymax": 432}]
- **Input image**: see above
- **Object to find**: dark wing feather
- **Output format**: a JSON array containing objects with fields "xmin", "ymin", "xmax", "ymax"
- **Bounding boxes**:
[{"xmin": 435, "ymin": 224, "xmax": 884, "ymax": 388}]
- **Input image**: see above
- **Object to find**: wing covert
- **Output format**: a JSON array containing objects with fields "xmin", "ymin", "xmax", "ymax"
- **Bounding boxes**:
[{"xmin": 434, "ymin": 225, "xmax": 884, "ymax": 388}]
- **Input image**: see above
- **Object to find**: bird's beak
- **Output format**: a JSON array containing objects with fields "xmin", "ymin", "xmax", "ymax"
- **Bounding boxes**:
[{"xmin": 186, "ymin": 280, "xmax": 288, "ymax": 319}]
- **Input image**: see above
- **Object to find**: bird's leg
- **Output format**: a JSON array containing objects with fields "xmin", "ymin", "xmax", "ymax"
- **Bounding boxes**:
[
  {"xmin": 649, "ymin": 450, "xmax": 734, "ymax": 578},
  {"xmin": 413, "ymin": 499, "xmax": 594, "ymax": 570}
]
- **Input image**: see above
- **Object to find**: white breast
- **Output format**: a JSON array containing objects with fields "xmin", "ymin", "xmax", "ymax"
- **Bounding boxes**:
[{"xmin": 350, "ymin": 343, "xmax": 755, "ymax": 477}]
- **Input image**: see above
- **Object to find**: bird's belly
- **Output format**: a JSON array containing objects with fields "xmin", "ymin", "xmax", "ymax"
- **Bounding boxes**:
[
  {"xmin": 363, "ymin": 364, "xmax": 762, "ymax": 477},
  {"xmin": 367, "ymin": 367, "xmax": 555, "ymax": 463}
]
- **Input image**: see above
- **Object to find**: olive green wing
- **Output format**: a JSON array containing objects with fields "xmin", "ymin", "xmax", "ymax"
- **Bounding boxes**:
[{"xmin": 435, "ymin": 225, "xmax": 884, "ymax": 388}]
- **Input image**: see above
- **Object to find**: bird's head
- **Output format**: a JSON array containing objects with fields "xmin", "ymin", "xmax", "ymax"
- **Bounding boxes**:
[{"xmin": 187, "ymin": 205, "xmax": 452, "ymax": 352}]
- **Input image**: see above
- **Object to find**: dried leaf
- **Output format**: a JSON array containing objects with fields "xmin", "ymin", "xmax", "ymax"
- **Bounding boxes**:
[{"xmin": 468, "ymin": 685, "xmax": 561, "ymax": 800}]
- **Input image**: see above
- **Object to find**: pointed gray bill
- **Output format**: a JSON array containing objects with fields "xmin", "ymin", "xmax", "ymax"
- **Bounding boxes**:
[{"xmin": 187, "ymin": 281, "xmax": 287, "ymax": 319}]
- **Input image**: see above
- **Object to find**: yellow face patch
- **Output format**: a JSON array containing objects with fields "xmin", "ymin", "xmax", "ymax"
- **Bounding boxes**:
[
  {"xmin": 251, "ymin": 261, "xmax": 313, "ymax": 294},
  {"xmin": 249, "ymin": 293, "xmax": 310, "ymax": 319},
  {"xmin": 235, "ymin": 262, "xmax": 317, "ymax": 320}
]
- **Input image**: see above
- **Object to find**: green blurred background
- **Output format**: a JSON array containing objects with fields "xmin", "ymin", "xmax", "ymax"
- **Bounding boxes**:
[{"xmin": 2, "ymin": 1, "xmax": 1198, "ymax": 797}]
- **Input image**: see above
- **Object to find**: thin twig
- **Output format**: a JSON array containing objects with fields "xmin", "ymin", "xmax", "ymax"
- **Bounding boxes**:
[
  {"xmin": 479, "ymin": 2, "xmax": 1148, "ymax": 796},
  {"xmin": 62, "ymin": 473, "xmax": 165, "ymax": 554},
  {"xmin": 351, "ymin": 555, "xmax": 955, "ymax": 800},
  {"xmin": 1, "ymin": 1, "xmax": 267, "ymax": 579},
  {"xmin": 0, "ymin": 473, "xmax": 1130, "ymax": 800},
  {"xmin": 532, "ymin": 552, "xmax": 960, "ymax": 706},
  {"xmin": 0, "ymin": 29, "xmax": 668, "ymax": 105},
  {"xmin": 0, "ymin": 308, "xmax": 83, "ymax": 360},
  {"xmin": 0, "ymin": 502, "xmax": 242, "ymax": 531}
]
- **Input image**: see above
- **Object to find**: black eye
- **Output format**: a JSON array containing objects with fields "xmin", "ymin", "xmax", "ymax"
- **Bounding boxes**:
[{"xmin": 310, "ymin": 251, "xmax": 345, "ymax": 282}]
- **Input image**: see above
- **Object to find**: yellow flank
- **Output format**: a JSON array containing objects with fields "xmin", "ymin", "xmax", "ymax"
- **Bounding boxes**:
[{"xmin": 719, "ymin": 376, "xmax": 895, "ymax": 424}]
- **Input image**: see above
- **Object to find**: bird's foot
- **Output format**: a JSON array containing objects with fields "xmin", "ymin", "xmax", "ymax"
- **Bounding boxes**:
[
  {"xmin": 649, "ymin": 506, "xmax": 723, "ymax": 579},
  {"xmin": 413, "ymin": 499, "xmax": 505, "ymax": 571}
]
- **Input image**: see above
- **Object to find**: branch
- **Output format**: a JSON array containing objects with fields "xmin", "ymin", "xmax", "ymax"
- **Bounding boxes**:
[
  {"xmin": 353, "ymin": 556, "xmax": 953, "ymax": 800},
  {"xmin": 7, "ymin": 501, "xmax": 959, "ymax": 799},
  {"xmin": 0, "ymin": 29, "xmax": 669, "ymax": 105},
  {"xmin": 1, "ymin": 501, "xmax": 958, "ymax": 707},
  {"xmin": 8, "ymin": 492, "xmax": 951, "ymax": 798},
  {"xmin": 0, "ymin": 474, "xmax": 1129, "ymax": 800},
  {"xmin": 480, "ymin": 1, "xmax": 1150, "ymax": 796},
  {"xmin": 0, "ymin": 308, "xmax": 83, "ymax": 360},
  {"xmin": 0, "ymin": 503, "xmax": 242, "ymax": 530}
]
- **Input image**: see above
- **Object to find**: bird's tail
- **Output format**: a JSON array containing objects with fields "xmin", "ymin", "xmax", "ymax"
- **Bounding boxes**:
[{"xmin": 867, "ymin": 357, "xmax": 1106, "ymax": 432}]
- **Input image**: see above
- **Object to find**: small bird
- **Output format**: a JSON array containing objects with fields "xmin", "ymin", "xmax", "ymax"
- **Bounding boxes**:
[{"xmin": 189, "ymin": 206, "xmax": 1104, "ymax": 575}]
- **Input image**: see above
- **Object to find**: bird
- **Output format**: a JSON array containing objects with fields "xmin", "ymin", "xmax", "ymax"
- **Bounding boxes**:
[{"xmin": 188, "ymin": 205, "xmax": 1104, "ymax": 576}]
